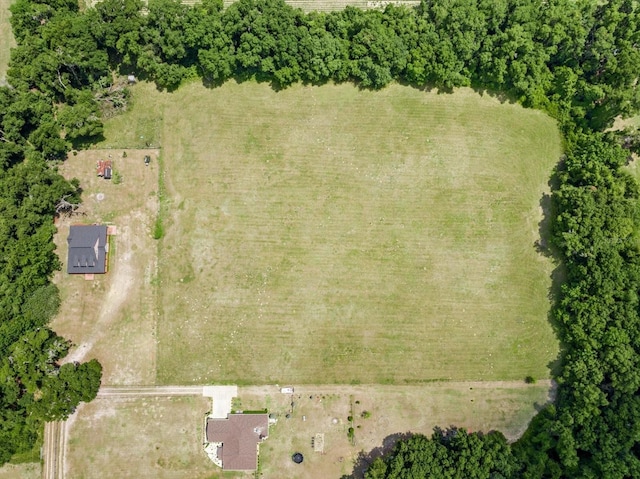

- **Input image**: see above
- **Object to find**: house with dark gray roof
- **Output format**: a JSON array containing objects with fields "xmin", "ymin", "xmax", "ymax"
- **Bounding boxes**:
[
  {"xmin": 66, "ymin": 225, "xmax": 108, "ymax": 274},
  {"xmin": 205, "ymin": 414, "xmax": 269, "ymax": 471}
]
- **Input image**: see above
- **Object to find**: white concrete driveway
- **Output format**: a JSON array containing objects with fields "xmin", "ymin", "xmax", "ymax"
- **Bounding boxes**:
[{"xmin": 203, "ymin": 385, "xmax": 238, "ymax": 418}]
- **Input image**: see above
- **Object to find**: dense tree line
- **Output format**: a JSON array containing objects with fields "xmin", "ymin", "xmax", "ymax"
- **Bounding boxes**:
[
  {"xmin": 363, "ymin": 428, "xmax": 518, "ymax": 478},
  {"xmin": 7, "ymin": 0, "xmax": 639, "ymax": 129},
  {"xmin": 0, "ymin": 0, "xmax": 104, "ymax": 463},
  {"xmin": 43, "ymin": 0, "xmax": 634, "ymax": 130},
  {"xmin": 510, "ymin": 133, "xmax": 640, "ymax": 478},
  {"xmin": 2, "ymin": 0, "xmax": 640, "ymax": 473}
]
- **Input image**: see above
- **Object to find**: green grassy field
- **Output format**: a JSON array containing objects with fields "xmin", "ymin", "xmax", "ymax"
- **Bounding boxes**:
[
  {"xmin": 103, "ymin": 81, "xmax": 561, "ymax": 385},
  {"xmin": 0, "ymin": 0, "xmax": 16, "ymax": 83}
]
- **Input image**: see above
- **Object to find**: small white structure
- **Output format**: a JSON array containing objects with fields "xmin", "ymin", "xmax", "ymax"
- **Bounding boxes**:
[
  {"xmin": 127, "ymin": 75, "xmax": 136, "ymax": 84},
  {"xmin": 313, "ymin": 433, "xmax": 325, "ymax": 453},
  {"xmin": 280, "ymin": 387, "xmax": 294, "ymax": 394}
]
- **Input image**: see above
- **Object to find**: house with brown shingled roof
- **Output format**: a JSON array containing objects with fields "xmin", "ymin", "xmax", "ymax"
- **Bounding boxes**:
[{"xmin": 205, "ymin": 414, "xmax": 269, "ymax": 471}]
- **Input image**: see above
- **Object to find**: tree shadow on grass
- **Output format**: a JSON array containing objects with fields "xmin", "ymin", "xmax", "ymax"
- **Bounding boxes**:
[
  {"xmin": 471, "ymin": 84, "xmax": 519, "ymax": 105},
  {"xmin": 397, "ymin": 77, "xmax": 522, "ymax": 104},
  {"xmin": 534, "ymin": 380, "xmax": 559, "ymax": 413},
  {"xmin": 535, "ymin": 159, "xmax": 568, "ymax": 379},
  {"xmin": 199, "ymin": 69, "xmax": 525, "ymax": 102},
  {"xmin": 341, "ymin": 432, "xmax": 414, "ymax": 479},
  {"xmin": 69, "ymin": 132, "xmax": 106, "ymax": 151}
]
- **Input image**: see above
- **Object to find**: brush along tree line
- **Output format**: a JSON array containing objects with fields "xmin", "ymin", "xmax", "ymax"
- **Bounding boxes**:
[{"xmin": 1, "ymin": 0, "xmax": 639, "ymax": 474}]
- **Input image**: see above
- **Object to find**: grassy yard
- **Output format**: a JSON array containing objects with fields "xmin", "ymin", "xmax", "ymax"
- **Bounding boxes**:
[
  {"xmin": 65, "ymin": 397, "xmax": 218, "ymax": 479},
  {"xmin": 103, "ymin": 81, "xmax": 562, "ymax": 385},
  {"xmin": 612, "ymin": 113, "xmax": 640, "ymax": 131},
  {"xmin": 0, "ymin": 0, "xmax": 16, "ymax": 83},
  {"xmin": 0, "ymin": 463, "xmax": 39, "ymax": 479},
  {"xmin": 53, "ymin": 80, "xmax": 564, "ymax": 479},
  {"xmin": 62, "ymin": 381, "xmax": 553, "ymax": 479},
  {"xmin": 52, "ymin": 149, "xmax": 160, "ymax": 386},
  {"xmin": 240, "ymin": 382, "xmax": 553, "ymax": 478}
]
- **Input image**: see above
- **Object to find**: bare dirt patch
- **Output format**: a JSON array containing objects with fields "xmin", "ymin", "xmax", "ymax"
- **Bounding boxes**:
[{"xmin": 51, "ymin": 148, "xmax": 160, "ymax": 385}]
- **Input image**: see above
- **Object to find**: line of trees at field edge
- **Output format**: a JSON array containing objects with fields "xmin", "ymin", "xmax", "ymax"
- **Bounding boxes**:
[
  {"xmin": 2, "ymin": 0, "xmax": 640, "ymax": 475},
  {"xmin": 0, "ymin": 5, "xmax": 105, "ymax": 464}
]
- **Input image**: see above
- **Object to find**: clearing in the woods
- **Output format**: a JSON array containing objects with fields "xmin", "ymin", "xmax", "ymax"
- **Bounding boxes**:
[{"xmin": 100, "ymin": 81, "xmax": 561, "ymax": 385}]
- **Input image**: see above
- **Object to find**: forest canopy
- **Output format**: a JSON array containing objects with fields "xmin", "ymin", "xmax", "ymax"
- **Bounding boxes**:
[{"xmin": 1, "ymin": 0, "xmax": 640, "ymax": 475}]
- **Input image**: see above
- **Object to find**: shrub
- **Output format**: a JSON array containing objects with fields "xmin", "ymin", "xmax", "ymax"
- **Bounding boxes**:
[{"xmin": 152, "ymin": 217, "xmax": 164, "ymax": 240}]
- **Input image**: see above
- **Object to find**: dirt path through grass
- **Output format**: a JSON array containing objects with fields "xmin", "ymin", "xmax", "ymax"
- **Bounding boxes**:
[{"xmin": 63, "ymin": 220, "xmax": 137, "ymax": 364}]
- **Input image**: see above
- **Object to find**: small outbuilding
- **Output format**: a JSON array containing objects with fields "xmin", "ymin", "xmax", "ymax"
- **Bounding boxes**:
[
  {"xmin": 66, "ymin": 225, "xmax": 108, "ymax": 274},
  {"xmin": 97, "ymin": 160, "xmax": 112, "ymax": 178}
]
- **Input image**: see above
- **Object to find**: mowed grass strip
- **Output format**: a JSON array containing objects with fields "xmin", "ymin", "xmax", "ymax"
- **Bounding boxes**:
[
  {"xmin": 0, "ymin": 0, "xmax": 16, "ymax": 83},
  {"xmin": 108, "ymin": 81, "xmax": 561, "ymax": 385}
]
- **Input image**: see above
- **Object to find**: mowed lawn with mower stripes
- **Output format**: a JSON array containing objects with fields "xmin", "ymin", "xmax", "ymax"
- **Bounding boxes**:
[{"xmin": 103, "ymin": 81, "xmax": 562, "ymax": 385}]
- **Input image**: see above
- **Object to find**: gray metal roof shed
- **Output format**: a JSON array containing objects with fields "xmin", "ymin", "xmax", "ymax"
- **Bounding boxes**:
[{"xmin": 66, "ymin": 225, "xmax": 108, "ymax": 274}]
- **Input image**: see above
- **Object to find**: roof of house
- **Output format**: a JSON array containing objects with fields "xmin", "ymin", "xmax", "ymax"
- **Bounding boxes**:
[
  {"xmin": 206, "ymin": 414, "xmax": 269, "ymax": 471},
  {"xmin": 66, "ymin": 225, "xmax": 108, "ymax": 274}
]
